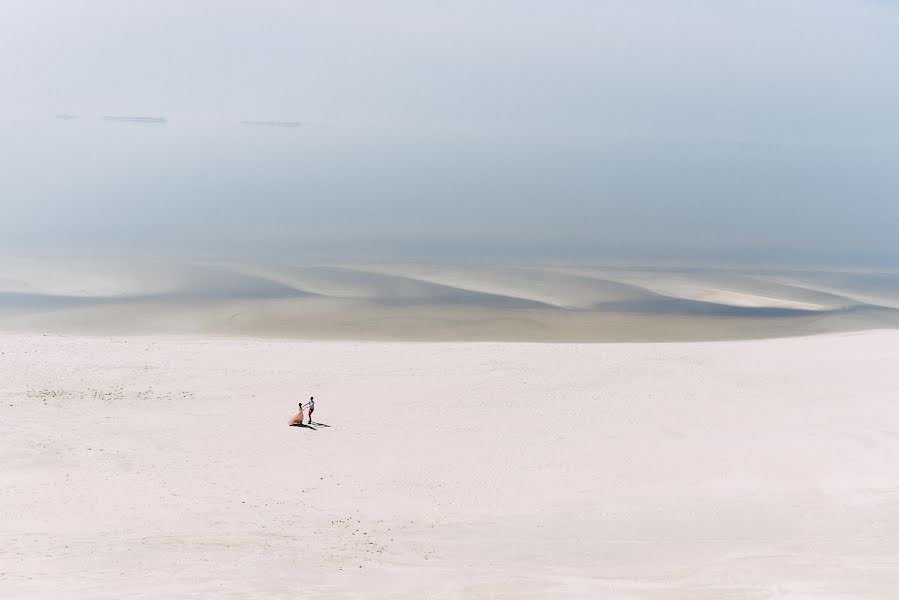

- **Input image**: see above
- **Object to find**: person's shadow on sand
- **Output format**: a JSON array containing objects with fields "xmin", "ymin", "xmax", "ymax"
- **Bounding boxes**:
[
  {"xmin": 289, "ymin": 423, "xmax": 317, "ymax": 430},
  {"xmin": 308, "ymin": 421, "xmax": 330, "ymax": 428}
]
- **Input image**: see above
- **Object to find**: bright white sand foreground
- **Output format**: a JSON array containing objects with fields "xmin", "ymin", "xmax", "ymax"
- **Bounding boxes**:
[{"xmin": 2, "ymin": 331, "xmax": 899, "ymax": 599}]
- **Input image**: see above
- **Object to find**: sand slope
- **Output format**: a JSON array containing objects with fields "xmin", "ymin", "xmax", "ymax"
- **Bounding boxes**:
[{"xmin": 3, "ymin": 331, "xmax": 899, "ymax": 598}]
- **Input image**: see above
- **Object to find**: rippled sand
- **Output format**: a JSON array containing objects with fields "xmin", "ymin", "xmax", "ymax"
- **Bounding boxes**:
[{"xmin": 1, "ymin": 258, "xmax": 897, "ymax": 340}]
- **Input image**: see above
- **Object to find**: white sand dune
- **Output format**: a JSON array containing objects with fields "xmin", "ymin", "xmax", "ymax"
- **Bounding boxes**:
[
  {"xmin": 233, "ymin": 264, "xmax": 551, "ymax": 307},
  {"xmin": 553, "ymin": 266, "xmax": 863, "ymax": 311},
  {"xmin": 754, "ymin": 271, "xmax": 899, "ymax": 310},
  {"xmin": 350, "ymin": 264, "xmax": 654, "ymax": 308},
  {"xmin": 0, "ymin": 260, "xmax": 314, "ymax": 301},
  {"xmin": 0, "ymin": 259, "xmax": 186, "ymax": 298},
  {"xmin": 3, "ymin": 331, "xmax": 899, "ymax": 598}
]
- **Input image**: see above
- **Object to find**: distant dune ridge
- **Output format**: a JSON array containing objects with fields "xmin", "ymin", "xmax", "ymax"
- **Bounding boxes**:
[{"xmin": 0, "ymin": 259, "xmax": 897, "ymax": 341}]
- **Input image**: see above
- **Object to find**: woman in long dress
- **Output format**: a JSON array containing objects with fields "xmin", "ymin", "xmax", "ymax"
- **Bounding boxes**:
[{"xmin": 289, "ymin": 402, "xmax": 305, "ymax": 426}]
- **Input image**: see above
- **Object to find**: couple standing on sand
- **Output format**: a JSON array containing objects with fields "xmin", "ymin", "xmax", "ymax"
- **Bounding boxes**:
[{"xmin": 290, "ymin": 396, "xmax": 315, "ymax": 426}]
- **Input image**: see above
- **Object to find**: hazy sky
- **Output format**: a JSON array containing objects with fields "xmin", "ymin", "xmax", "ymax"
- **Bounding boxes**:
[{"xmin": 1, "ymin": 0, "xmax": 898, "ymax": 264}]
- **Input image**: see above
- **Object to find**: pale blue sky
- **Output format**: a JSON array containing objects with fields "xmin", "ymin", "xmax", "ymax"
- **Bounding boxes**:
[{"xmin": 1, "ymin": 1, "xmax": 897, "ymax": 264}]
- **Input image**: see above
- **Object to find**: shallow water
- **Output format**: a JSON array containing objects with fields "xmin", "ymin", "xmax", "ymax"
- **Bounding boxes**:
[{"xmin": 1, "ymin": 258, "xmax": 897, "ymax": 341}]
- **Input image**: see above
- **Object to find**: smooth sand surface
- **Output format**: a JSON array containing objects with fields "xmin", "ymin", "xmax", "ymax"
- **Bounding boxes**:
[{"xmin": 3, "ymin": 331, "xmax": 899, "ymax": 598}]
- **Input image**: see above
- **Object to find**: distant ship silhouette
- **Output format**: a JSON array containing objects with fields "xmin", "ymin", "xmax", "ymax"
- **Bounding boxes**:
[
  {"xmin": 103, "ymin": 116, "xmax": 166, "ymax": 123},
  {"xmin": 240, "ymin": 120, "xmax": 303, "ymax": 127}
]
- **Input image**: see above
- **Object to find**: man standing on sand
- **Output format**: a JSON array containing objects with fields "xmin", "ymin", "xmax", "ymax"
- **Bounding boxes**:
[{"xmin": 306, "ymin": 396, "xmax": 315, "ymax": 424}]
